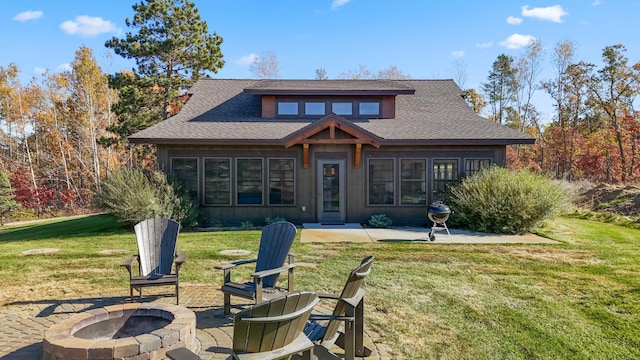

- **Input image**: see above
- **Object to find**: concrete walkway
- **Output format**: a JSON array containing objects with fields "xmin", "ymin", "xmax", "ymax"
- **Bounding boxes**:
[
  {"xmin": 0, "ymin": 286, "xmax": 392, "ymax": 360},
  {"xmin": 301, "ymin": 223, "xmax": 558, "ymax": 244}
]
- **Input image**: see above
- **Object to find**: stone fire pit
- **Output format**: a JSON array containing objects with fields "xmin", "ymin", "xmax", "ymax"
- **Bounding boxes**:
[{"xmin": 43, "ymin": 303, "xmax": 196, "ymax": 360}]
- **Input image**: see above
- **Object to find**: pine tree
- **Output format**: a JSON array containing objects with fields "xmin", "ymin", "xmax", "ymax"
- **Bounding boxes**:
[{"xmin": 105, "ymin": 0, "xmax": 225, "ymax": 143}]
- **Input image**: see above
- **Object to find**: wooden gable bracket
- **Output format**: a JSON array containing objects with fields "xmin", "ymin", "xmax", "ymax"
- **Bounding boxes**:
[{"xmin": 283, "ymin": 115, "xmax": 382, "ymax": 169}]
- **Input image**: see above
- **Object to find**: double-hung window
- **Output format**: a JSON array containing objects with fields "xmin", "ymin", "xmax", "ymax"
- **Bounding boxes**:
[
  {"xmin": 204, "ymin": 158, "xmax": 231, "ymax": 205},
  {"xmin": 400, "ymin": 159, "xmax": 427, "ymax": 205},
  {"xmin": 268, "ymin": 159, "xmax": 295, "ymax": 205},
  {"xmin": 236, "ymin": 159, "xmax": 263, "ymax": 205},
  {"xmin": 170, "ymin": 158, "xmax": 199, "ymax": 200},
  {"xmin": 432, "ymin": 159, "xmax": 458, "ymax": 202},
  {"xmin": 465, "ymin": 159, "xmax": 492, "ymax": 177},
  {"xmin": 368, "ymin": 159, "xmax": 394, "ymax": 205}
]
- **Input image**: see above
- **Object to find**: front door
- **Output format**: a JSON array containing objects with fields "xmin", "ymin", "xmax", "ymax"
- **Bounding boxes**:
[{"xmin": 317, "ymin": 159, "xmax": 346, "ymax": 223}]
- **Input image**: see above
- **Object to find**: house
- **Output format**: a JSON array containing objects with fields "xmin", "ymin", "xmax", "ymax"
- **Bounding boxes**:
[{"xmin": 128, "ymin": 79, "xmax": 534, "ymax": 226}]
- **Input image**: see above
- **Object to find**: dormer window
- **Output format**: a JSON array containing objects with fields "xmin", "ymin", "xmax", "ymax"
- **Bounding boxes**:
[
  {"xmin": 332, "ymin": 102, "xmax": 353, "ymax": 116},
  {"xmin": 359, "ymin": 102, "xmax": 380, "ymax": 116},
  {"xmin": 277, "ymin": 102, "xmax": 298, "ymax": 115},
  {"xmin": 305, "ymin": 102, "xmax": 325, "ymax": 115}
]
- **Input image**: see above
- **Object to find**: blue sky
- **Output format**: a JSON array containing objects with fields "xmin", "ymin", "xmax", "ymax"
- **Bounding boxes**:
[{"xmin": 2, "ymin": 0, "xmax": 638, "ymax": 120}]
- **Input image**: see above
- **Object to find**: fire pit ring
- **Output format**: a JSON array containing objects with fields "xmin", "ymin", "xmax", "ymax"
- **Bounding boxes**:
[{"xmin": 43, "ymin": 302, "xmax": 196, "ymax": 360}]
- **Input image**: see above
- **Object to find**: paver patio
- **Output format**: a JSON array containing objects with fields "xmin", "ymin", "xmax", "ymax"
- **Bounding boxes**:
[{"xmin": 0, "ymin": 285, "xmax": 392, "ymax": 359}]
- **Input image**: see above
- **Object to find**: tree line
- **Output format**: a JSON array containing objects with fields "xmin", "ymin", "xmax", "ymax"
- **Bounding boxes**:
[
  {"xmin": 1, "ymin": 0, "xmax": 639, "ymax": 220},
  {"xmin": 473, "ymin": 40, "xmax": 640, "ymax": 183}
]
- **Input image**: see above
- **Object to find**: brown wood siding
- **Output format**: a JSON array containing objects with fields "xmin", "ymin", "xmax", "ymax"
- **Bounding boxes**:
[
  {"xmin": 158, "ymin": 143, "xmax": 507, "ymax": 226},
  {"xmin": 382, "ymin": 95, "xmax": 395, "ymax": 118},
  {"xmin": 262, "ymin": 95, "xmax": 276, "ymax": 118}
]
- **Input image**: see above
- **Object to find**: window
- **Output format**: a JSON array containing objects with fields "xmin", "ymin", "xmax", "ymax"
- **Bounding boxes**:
[
  {"xmin": 368, "ymin": 159, "xmax": 394, "ymax": 205},
  {"xmin": 465, "ymin": 159, "xmax": 492, "ymax": 177},
  {"xmin": 204, "ymin": 158, "xmax": 231, "ymax": 205},
  {"xmin": 170, "ymin": 158, "xmax": 198, "ymax": 200},
  {"xmin": 305, "ymin": 102, "xmax": 325, "ymax": 116},
  {"xmin": 269, "ymin": 159, "xmax": 295, "ymax": 205},
  {"xmin": 401, "ymin": 159, "xmax": 426, "ymax": 205},
  {"xmin": 433, "ymin": 159, "xmax": 458, "ymax": 202},
  {"xmin": 278, "ymin": 102, "xmax": 298, "ymax": 115},
  {"xmin": 359, "ymin": 102, "xmax": 380, "ymax": 116},
  {"xmin": 236, "ymin": 159, "xmax": 263, "ymax": 205},
  {"xmin": 332, "ymin": 102, "xmax": 353, "ymax": 115}
]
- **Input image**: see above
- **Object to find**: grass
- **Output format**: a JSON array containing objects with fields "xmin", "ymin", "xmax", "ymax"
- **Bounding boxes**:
[{"xmin": 1, "ymin": 214, "xmax": 640, "ymax": 359}]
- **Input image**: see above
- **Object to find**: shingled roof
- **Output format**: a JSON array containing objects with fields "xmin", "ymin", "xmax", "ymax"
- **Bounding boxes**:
[{"xmin": 128, "ymin": 78, "xmax": 535, "ymax": 146}]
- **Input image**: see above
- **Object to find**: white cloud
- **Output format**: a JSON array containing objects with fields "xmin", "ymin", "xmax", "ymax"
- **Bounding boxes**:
[
  {"xmin": 331, "ymin": 0, "xmax": 351, "ymax": 10},
  {"xmin": 13, "ymin": 10, "xmax": 43, "ymax": 22},
  {"xmin": 592, "ymin": 0, "xmax": 603, "ymax": 5},
  {"xmin": 60, "ymin": 16, "xmax": 119, "ymax": 37},
  {"xmin": 521, "ymin": 5, "xmax": 568, "ymax": 23},
  {"xmin": 507, "ymin": 16, "xmax": 523, "ymax": 25},
  {"xmin": 476, "ymin": 41, "xmax": 493, "ymax": 49},
  {"xmin": 237, "ymin": 53, "xmax": 258, "ymax": 65},
  {"xmin": 34, "ymin": 67, "xmax": 47, "ymax": 75},
  {"xmin": 451, "ymin": 50, "xmax": 465, "ymax": 58},
  {"xmin": 57, "ymin": 63, "xmax": 72, "ymax": 72},
  {"xmin": 499, "ymin": 33, "xmax": 536, "ymax": 49}
]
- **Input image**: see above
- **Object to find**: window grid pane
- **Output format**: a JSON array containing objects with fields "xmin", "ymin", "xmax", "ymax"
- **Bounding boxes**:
[
  {"xmin": 401, "ymin": 159, "xmax": 426, "ymax": 205},
  {"xmin": 304, "ymin": 102, "xmax": 325, "ymax": 116},
  {"xmin": 237, "ymin": 159, "xmax": 263, "ymax": 205},
  {"xmin": 171, "ymin": 158, "xmax": 198, "ymax": 200},
  {"xmin": 433, "ymin": 160, "xmax": 458, "ymax": 202},
  {"xmin": 368, "ymin": 159, "xmax": 394, "ymax": 205},
  {"xmin": 269, "ymin": 159, "xmax": 295, "ymax": 205},
  {"xmin": 204, "ymin": 158, "xmax": 231, "ymax": 205},
  {"xmin": 332, "ymin": 102, "xmax": 353, "ymax": 115},
  {"xmin": 359, "ymin": 102, "xmax": 380, "ymax": 116},
  {"xmin": 278, "ymin": 102, "xmax": 298, "ymax": 115},
  {"xmin": 465, "ymin": 159, "xmax": 491, "ymax": 177}
]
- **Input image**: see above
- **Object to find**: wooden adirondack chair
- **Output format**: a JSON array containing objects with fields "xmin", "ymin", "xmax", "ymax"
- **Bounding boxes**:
[
  {"xmin": 216, "ymin": 221, "xmax": 298, "ymax": 314},
  {"xmin": 232, "ymin": 291, "xmax": 319, "ymax": 360},
  {"xmin": 120, "ymin": 217, "xmax": 186, "ymax": 304},
  {"xmin": 304, "ymin": 256, "xmax": 374, "ymax": 360},
  {"xmin": 166, "ymin": 291, "xmax": 319, "ymax": 360}
]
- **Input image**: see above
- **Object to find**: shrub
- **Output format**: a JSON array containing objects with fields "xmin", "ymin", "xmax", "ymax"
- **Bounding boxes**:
[
  {"xmin": 265, "ymin": 216, "xmax": 286, "ymax": 225},
  {"xmin": 368, "ymin": 214, "xmax": 392, "ymax": 228},
  {"xmin": 95, "ymin": 168, "xmax": 198, "ymax": 227},
  {"xmin": 240, "ymin": 221, "xmax": 254, "ymax": 230},
  {"xmin": 450, "ymin": 167, "xmax": 569, "ymax": 234}
]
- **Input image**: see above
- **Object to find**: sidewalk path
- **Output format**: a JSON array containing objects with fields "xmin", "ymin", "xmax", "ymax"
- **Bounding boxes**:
[{"xmin": 301, "ymin": 223, "xmax": 558, "ymax": 244}]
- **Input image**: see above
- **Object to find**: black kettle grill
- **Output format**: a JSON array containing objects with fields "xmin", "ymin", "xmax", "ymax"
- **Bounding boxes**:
[{"xmin": 427, "ymin": 201, "xmax": 452, "ymax": 241}]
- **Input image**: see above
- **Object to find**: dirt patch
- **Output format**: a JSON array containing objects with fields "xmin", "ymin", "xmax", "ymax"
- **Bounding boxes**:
[{"xmin": 572, "ymin": 183, "xmax": 640, "ymax": 216}]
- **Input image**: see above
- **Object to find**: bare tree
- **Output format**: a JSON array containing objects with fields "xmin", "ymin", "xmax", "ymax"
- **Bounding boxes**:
[
  {"xmin": 450, "ymin": 58, "xmax": 468, "ymax": 89},
  {"xmin": 315, "ymin": 68, "xmax": 328, "ymax": 80},
  {"xmin": 338, "ymin": 65, "xmax": 410, "ymax": 80},
  {"xmin": 250, "ymin": 51, "xmax": 280, "ymax": 79}
]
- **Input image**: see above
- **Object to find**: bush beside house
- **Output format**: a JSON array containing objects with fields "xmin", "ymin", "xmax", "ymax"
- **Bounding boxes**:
[{"xmin": 450, "ymin": 167, "xmax": 569, "ymax": 234}]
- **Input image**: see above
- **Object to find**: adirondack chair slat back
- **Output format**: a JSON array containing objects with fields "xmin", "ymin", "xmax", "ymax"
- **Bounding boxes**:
[
  {"xmin": 322, "ymin": 256, "xmax": 374, "ymax": 342},
  {"xmin": 255, "ymin": 221, "xmax": 297, "ymax": 288},
  {"xmin": 233, "ymin": 291, "xmax": 319, "ymax": 354},
  {"xmin": 134, "ymin": 217, "xmax": 180, "ymax": 277}
]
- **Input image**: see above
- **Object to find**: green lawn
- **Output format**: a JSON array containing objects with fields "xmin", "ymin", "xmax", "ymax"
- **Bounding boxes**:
[{"xmin": 1, "ymin": 215, "xmax": 639, "ymax": 359}]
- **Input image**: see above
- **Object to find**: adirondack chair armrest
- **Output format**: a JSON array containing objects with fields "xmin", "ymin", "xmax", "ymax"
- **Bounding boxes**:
[
  {"xmin": 215, "ymin": 258, "xmax": 258, "ymax": 270},
  {"xmin": 174, "ymin": 252, "xmax": 187, "ymax": 274},
  {"xmin": 252, "ymin": 263, "xmax": 296, "ymax": 279},
  {"xmin": 243, "ymin": 297, "xmax": 320, "ymax": 323},
  {"xmin": 317, "ymin": 293, "xmax": 340, "ymax": 300},
  {"xmin": 120, "ymin": 255, "xmax": 139, "ymax": 277},
  {"xmin": 308, "ymin": 313, "xmax": 355, "ymax": 322}
]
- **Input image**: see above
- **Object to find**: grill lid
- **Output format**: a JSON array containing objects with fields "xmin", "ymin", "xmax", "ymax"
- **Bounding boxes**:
[{"xmin": 428, "ymin": 201, "xmax": 451, "ymax": 215}]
